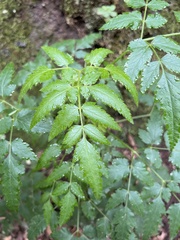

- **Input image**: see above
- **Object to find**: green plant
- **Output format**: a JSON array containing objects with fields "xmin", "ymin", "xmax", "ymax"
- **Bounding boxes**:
[{"xmin": 0, "ymin": 0, "xmax": 180, "ymax": 239}]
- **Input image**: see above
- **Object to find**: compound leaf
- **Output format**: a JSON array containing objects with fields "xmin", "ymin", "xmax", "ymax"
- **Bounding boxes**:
[
  {"xmin": 59, "ymin": 191, "xmax": 77, "ymax": 226},
  {"xmin": 106, "ymin": 64, "xmax": 138, "ymax": 105},
  {"xmin": 84, "ymin": 124, "xmax": 109, "ymax": 145},
  {"xmin": 125, "ymin": 39, "xmax": 153, "ymax": 81},
  {"xmin": 42, "ymin": 46, "xmax": 74, "ymax": 66},
  {"xmin": 148, "ymin": 0, "xmax": 169, "ymax": 10},
  {"xmin": 19, "ymin": 66, "xmax": 55, "ymax": 101},
  {"xmin": 162, "ymin": 53, "xmax": 180, "ymax": 73},
  {"xmin": 141, "ymin": 61, "xmax": 160, "ymax": 93},
  {"xmin": 89, "ymin": 84, "xmax": 133, "ymax": 123},
  {"xmin": 82, "ymin": 102, "xmax": 120, "ymax": 131},
  {"xmin": 168, "ymin": 203, "xmax": 180, "ymax": 239},
  {"xmin": 100, "ymin": 11, "xmax": 142, "ymax": 30},
  {"xmin": 35, "ymin": 144, "xmax": 61, "ymax": 170},
  {"xmin": 108, "ymin": 158, "xmax": 129, "ymax": 182},
  {"xmin": 146, "ymin": 14, "xmax": 167, "ymax": 29},
  {"xmin": 31, "ymin": 90, "xmax": 67, "ymax": 128},
  {"xmin": 84, "ymin": 48, "xmax": 112, "ymax": 66},
  {"xmin": 14, "ymin": 109, "xmax": 34, "ymax": 132},
  {"xmin": 74, "ymin": 138, "xmax": 102, "ymax": 198},
  {"xmin": 152, "ymin": 36, "xmax": 180, "ymax": 54},
  {"xmin": 156, "ymin": 73, "xmax": 180, "ymax": 149},
  {"xmin": 63, "ymin": 125, "xmax": 82, "ymax": 148},
  {"xmin": 12, "ymin": 138, "xmax": 37, "ymax": 161},
  {"xmin": 49, "ymin": 104, "xmax": 79, "ymax": 141},
  {"xmin": 0, "ymin": 62, "xmax": 15, "ymax": 97}
]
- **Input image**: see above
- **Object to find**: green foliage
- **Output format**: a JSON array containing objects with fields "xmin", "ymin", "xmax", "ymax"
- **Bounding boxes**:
[{"xmin": 0, "ymin": 0, "xmax": 180, "ymax": 239}]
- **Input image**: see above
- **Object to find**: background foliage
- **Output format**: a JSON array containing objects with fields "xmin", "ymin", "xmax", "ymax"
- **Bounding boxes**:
[{"xmin": 0, "ymin": 0, "xmax": 180, "ymax": 239}]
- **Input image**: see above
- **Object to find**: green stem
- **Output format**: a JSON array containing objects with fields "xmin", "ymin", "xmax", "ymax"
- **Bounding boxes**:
[
  {"xmin": 77, "ymin": 71, "xmax": 85, "ymax": 137},
  {"xmin": 76, "ymin": 198, "xmax": 80, "ymax": 232},
  {"xmin": 1, "ymin": 99, "xmax": 18, "ymax": 110},
  {"xmin": 117, "ymin": 113, "xmax": 151, "ymax": 123},
  {"xmin": 140, "ymin": 0, "xmax": 149, "ymax": 39},
  {"xmin": 112, "ymin": 50, "xmax": 130, "ymax": 64},
  {"xmin": 125, "ymin": 162, "xmax": 133, "ymax": 209},
  {"xmin": 144, "ymin": 32, "xmax": 180, "ymax": 42},
  {"xmin": 90, "ymin": 200, "xmax": 110, "ymax": 220}
]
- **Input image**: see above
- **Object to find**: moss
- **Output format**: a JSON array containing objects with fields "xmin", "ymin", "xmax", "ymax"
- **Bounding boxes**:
[{"xmin": 0, "ymin": 0, "xmax": 34, "ymax": 70}]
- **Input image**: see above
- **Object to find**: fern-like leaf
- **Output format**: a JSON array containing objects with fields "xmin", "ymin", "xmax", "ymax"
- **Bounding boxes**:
[
  {"xmin": 84, "ymin": 124, "xmax": 110, "ymax": 145},
  {"xmin": 141, "ymin": 61, "xmax": 160, "ymax": 93},
  {"xmin": 82, "ymin": 102, "xmax": 120, "ymax": 130},
  {"xmin": 168, "ymin": 203, "xmax": 180, "ymax": 239},
  {"xmin": 74, "ymin": 138, "xmax": 102, "ymax": 198},
  {"xmin": 49, "ymin": 104, "xmax": 79, "ymax": 140},
  {"xmin": 105, "ymin": 64, "xmax": 138, "ymax": 105},
  {"xmin": 147, "ymin": 0, "xmax": 169, "ymax": 11},
  {"xmin": 145, "ymin": 14, "xmax": 167, "ymax": 29},
  {"xmin": 89, "ymin": 84, "xmax": 133, "ymax": 123},
  {"xmin": 156, "ymin": 72, "xmax": 180, "ymax": 149},
  {"xmin": 59, "ymin": 191, "xmax": 77, "ymax": 226},
  {"xmin": 19, "ymin": 66, "xmax": 55, "ymax": 101},
  {"xmin": 42, "ymin": 46, "xmax": 74, "ymax": 66},
  {"xmin": 100, "ymin": 11, "xmax": 142, "ymax": 30},
  {"xmin": 162, "ymin": 53, "xmax": 180, "ymax": 73},
  {"xmin": 35, "ymin": 144, "xmax": 61, "ymax": 170},
  {"xmin": 125, "ymin": 39, "xmax": 153, "ymax": 81},
  {"xmin": 0, "ymin": 62, "xmax": 15, "ymax": 97},
  {"xmin": 152, "ymin": 36, "xmax": 180, "ymax": 54},
  {"xmin": 84, "ymin": 48, "xmax": 112, "ymax": 67},
  {"xmin": 62, "ymin": 125, "xmax": 82, "ymax": 148}
]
